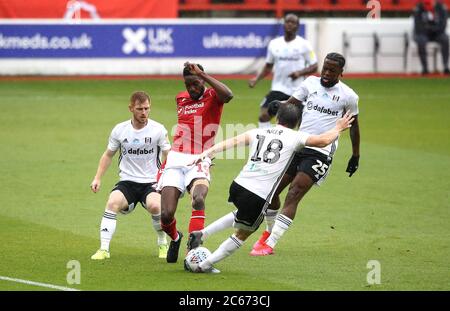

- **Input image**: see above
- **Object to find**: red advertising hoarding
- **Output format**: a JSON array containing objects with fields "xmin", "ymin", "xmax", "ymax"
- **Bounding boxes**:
[{"xmin": 0, "ymin": 0, "xmax": 178, "ymax": 19}]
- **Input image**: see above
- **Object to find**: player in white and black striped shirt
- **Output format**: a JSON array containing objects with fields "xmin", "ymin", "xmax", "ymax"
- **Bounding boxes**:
[
  {"xmin": 250, "ymin": 52, "xmax": 361, "ymax": 256},
  {"xmin": 185, "ymin": 104, "xmax": 354, "ymax": 273},
  {"xmin": 248, "ymin": 13, "xmax": 318, "ymax": 129},
  {"xmin": 90, "ymin": 91, "xmax": 171, "ymax": 260}
]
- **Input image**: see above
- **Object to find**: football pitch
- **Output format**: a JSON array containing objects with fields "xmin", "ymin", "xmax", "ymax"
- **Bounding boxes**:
[{"xmin": 0, "ymin": 76, "xmax": 449, "ymax": 291}]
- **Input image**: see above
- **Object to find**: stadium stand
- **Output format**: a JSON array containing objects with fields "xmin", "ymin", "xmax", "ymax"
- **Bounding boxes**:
[{"xmin": 179, "ymin": 0, "xmax": 450, "ymax": 17}]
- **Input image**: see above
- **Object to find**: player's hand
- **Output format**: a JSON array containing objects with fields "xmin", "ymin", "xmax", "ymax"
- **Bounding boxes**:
[
  {"xmin": 346, "ymin": 155, "xmax": 359, "ymax": 177},
  {"xmin": 189, "ymin": 153, "xmax": 211, "ymax": 166},
  {"xmin": 156, "ymin": 160, "xmax": 166, "ymax": 183},
  {"xmin": 248, "ymin": 77, "xmax": 257, "ymax": 88},
  {"xmin": 90, "ymin": 178, "xmax": 101, "ymax": 193},
  {"xmin": 288, "ymin": 71, "xmax": 301, "ymax": 80},
  {"xmin": 189, "ymin": 154, "xmax": 206, "ymax": 166},
  {"xmin": 336, "ymin": 112, "xmax": 354, "ymax": 132},
  {"xmin": 184, "ymin": 62, "xmax": 203, "ymax": 75}
]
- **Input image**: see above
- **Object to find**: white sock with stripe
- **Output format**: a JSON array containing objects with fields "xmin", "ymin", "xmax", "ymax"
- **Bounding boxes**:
[
  {"xmin": 266, "ymin": 214, "xmax": 292, "ymax": 249},
  {"xmin": 265, "ymin": 209, "xmax": 278, "ymax": 233},
  {"xmin": 199, "ymin": 234, "xmax": 244, "ymax": 269},
  {"xmin": 151, "ymin": 213, "xmax": 167, "ymax": 245},
  {"xmin": 100, "ymin": 210, "xmax": 117, "ymax": 252},
  {"xmin": 201, "ymin": 211, "xmax": 236, "ymax": 240}
]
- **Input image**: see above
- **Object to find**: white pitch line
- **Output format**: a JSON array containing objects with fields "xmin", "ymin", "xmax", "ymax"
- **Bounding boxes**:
[{"xmin": 0, "ymin": 275, "xmax": 80, "ymax": 291}]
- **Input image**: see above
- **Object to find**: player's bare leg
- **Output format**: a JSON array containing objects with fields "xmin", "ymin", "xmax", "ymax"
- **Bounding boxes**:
[
  {"xmin": 188, "ymin": 179, "xmax": 209, "ymax": 233},
  {"xmin": 91, "ymin": 190, "xmax": 128, "ymax": 260},
  {"xmin": 160, "ymin": 186, "xmax": 183, "ymax": 263},
  {"xmin": 279, "ymin": 172, "xmax": 314, "ymax": 219},
  {"xmin": 145, "ymin": 192, "xmax": 168, "ymax": 258}
]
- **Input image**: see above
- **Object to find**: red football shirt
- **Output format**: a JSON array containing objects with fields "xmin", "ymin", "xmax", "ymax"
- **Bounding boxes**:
[{"xmin": 172, "ymin": 88, "xmax": 225, "ymax": 154}]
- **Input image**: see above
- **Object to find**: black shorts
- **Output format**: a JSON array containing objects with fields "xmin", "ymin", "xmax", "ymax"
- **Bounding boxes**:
[
  {"xmin": 260, "ymin": 91, "xmax": 291, "ymax": 112},
  {"xmin": 228, "ymin": 181, "xmax": 268, "ymax": 232},
  {"xmin": 286, "ymin": 148, "xmax": 333, "ymax": 184},
  {"xmin": 112, "ymin": 180, "xmax": 157, "ymax": 214}
]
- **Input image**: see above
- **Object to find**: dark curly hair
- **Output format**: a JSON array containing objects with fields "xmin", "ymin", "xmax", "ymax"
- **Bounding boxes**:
[
  {"xmin": 325, "ymin": 52, "xmax": 346, "ymax": 69},
  {"xmin": 183, "ymin": 64, "xmax": 204, "ymax": 77}
]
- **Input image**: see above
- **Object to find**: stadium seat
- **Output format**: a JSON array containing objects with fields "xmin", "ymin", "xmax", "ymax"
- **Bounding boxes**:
[
  {"xmin": 385, "ymin": 0, "xmax": 416, "ymax": 11},
  {"xmin": 178, "ymin": 0, "xmax": 450, "ymax": 14},
  {"xmin": 245, "ymin": 0, "xmax": 273, "ymax": 3},
  {"xmin": 334, "ymin": 0, "xmax": 366, "ymax": 10},
  {"xmin": 280, "ymin": 0, "xmax": 302, "ymax": 10},
  {"xmin": 181, "ymin": 0, "xmax": 210, "ymax": 3}
]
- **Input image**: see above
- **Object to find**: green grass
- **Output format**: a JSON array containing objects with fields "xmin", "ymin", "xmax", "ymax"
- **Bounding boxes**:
[{"xmin": 0, "ymin": 77, "xmax": 449, "ymax": 291}]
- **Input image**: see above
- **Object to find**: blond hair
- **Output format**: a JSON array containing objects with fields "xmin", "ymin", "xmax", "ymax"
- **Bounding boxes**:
[{"xmin": 129, "ymin": 91, "xmax": 150, "ymax": 106}]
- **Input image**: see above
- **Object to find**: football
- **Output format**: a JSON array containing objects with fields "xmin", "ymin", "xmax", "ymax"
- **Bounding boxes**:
[{"xmin": 184, "ymin": 247, "xmax": 211, "ymax": 272}]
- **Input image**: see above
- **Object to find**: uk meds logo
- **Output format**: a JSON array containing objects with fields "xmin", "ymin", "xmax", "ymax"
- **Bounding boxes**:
[
  {"xmin": 122, "ymin": 27, "xmax": 174, "ymax": 55},
  {"xmin": 122, "ymin": 28, "xmax": 146, "ymax": 54}
]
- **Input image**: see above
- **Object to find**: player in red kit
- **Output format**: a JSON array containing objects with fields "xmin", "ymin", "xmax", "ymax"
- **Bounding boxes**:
[{"xmin": 160, "ymin": 62, "xmax": 234, "ymax": 263}]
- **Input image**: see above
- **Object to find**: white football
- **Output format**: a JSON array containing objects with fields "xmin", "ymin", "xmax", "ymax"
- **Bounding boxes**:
[{"xmin": 184, "ymin": 246, "xmax": 211, "ymax": 272}]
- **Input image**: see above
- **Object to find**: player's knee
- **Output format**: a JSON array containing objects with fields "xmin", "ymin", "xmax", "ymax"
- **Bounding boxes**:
[
  {"xmin": 106, "ymin": 201, "xmax": 122, "ymax": 213},
  {"xmin": 146, "ymin": 202, "xmax": 160, "ymax": 215},
  {"xmin": 191, "ymin": 194, "xmax": 205, "ymax": 210}
]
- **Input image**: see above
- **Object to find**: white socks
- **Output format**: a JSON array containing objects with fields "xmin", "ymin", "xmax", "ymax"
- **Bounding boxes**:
[
  {"xmin": 151, "ymin": 213, "xmax": 167, "ymax": 245},
  {"xmin": 200, "ymin": 234, "xmax": 244, "ymax": 270},
  {"xmin": 100, "ymin": 210, "xmax": 117, "ymax": 251},
  {"xmin": 201, "ymin": 211, "xmax": 236, "ymax": 240},
  {"xmin": 99, "ymin": 210, "xmax": 168, "ymax": 252},
  {"xmin": 266, "ymin": 214, "xmax": 292, "ymax": 249},
  {"xmin": 258, "ymin": 121, "xmax": 271, "ymax": 129},
  {"xmin": 265, "ymin": 209, "xmax": 278, "ymax": 233}
]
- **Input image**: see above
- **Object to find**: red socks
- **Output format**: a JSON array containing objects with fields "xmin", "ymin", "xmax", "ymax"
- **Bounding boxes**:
[
  {"xmin": 161, "ymin": 218, "xmax": 179, "ymax": 241},
  {"xmin": 161, "ymin": 211, "xmax": 205, "ymax": 238},
  {"xmin": 188, "ymin": 210, "xmax": 205, "ymax": 233}
]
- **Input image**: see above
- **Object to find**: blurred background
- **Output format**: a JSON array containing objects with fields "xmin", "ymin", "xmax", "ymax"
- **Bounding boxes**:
[
  {"xmin": 1, "ymin": 1, "xmax": 449, "ymax": 291},
  {"xmin": 1, "ymin": 0, "xmax": 449, "ymax": 75}
]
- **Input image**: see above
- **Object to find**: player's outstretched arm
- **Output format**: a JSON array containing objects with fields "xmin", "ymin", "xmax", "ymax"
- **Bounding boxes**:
[
  {"xmin": 305, "ymin": 112, "xmax": 354, "ymax": 148},
  {"xmin": 249, "ymin": 63, "xmax": 274, "ymax": 88},
  {"xmin": 184, "ymin": 62, "xmax": 233, "ymax": 103},
  {"xmin": 193, "ymin": 133, "xmax": 251, "ymax": 165},
  {"xmin": 90, "ymin": 149, "xmax": 116, "ymax": 193},
  {"xmin": 288, "ymin": 62, "xmax": 318, "ymax": 80}
]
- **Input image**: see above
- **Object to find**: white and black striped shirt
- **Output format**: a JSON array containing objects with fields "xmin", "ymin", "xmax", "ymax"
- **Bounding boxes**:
[
  {"xmin": 293, "ymin": 76, "xmax": 359, "ymax": 157},
  {"xmin": 234, "ymin": 125, "xmax": 310, "ymax": 203},
  {"xmin": 107, "ymin": 119, "xmax": 171, "ymax": 183}
]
